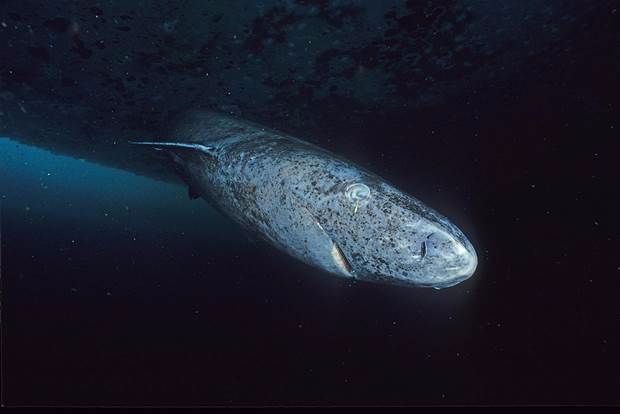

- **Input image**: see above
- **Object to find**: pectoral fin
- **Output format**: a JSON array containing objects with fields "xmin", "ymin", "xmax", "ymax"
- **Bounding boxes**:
[
  {"xmin": 270, "ymin": 194, "xmax": 355, "ymax": 278},
  {"xmin": 330, "ymin": 239, "xmax": 353, "ymax": 275}
]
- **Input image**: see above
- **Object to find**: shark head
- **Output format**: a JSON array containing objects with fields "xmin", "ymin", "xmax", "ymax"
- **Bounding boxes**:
[{"xmin": 293, "ymin": 166, "xmax": 478, "ymax": 289}]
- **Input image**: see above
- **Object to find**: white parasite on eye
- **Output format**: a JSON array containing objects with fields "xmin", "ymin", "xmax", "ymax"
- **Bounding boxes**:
[{"xmin": 345, "ymin": 183, "xmax": 371, "ymax": 214}]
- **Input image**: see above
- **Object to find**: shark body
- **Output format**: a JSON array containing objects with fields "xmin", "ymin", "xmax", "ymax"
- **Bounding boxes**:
[{"xmin": 133, "ymin": 111, "xmax": 477, "ymax": 289}]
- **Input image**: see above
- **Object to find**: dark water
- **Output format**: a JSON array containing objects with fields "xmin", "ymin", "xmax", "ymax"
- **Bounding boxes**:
[{"xmin": 1, "ymin": 0, "xmax": 618, "ymax": 407}]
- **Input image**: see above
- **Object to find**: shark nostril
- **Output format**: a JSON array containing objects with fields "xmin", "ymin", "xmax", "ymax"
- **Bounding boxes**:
[{"xmin": 420, "ymin": 241, "xmax": 427, "ymax": 259}]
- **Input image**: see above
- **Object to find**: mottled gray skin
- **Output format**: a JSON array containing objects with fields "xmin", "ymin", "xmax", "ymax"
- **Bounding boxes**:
[{"xmin": 134, "ymin": 111, "xmax": 477, "ymax": 289}]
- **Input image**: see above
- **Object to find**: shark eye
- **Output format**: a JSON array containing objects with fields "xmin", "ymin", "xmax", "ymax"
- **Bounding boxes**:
[{"xmin": 345, "ymin": 183, "xmax": 371, "ymax": 203}]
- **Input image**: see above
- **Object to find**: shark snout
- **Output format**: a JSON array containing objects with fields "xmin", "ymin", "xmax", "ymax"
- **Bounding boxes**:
[
  {"xmin": 422, "ymin": 231, "xmax": 478, "ymax": 289},
  {"xmin": 442, "ymin": 243, "xmax": 477, "ymax": 288}
]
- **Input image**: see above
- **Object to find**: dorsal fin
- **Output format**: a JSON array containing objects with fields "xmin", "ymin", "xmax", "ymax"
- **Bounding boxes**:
[{"xmin": 129, "ymin": 140, "xmax": 217, "ymax": 156}]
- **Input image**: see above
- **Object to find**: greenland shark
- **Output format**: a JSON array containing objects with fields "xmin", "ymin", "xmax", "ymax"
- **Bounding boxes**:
[{"xmin": 131, "ymin": 111, "xmax": 477, "ymax": 289}]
